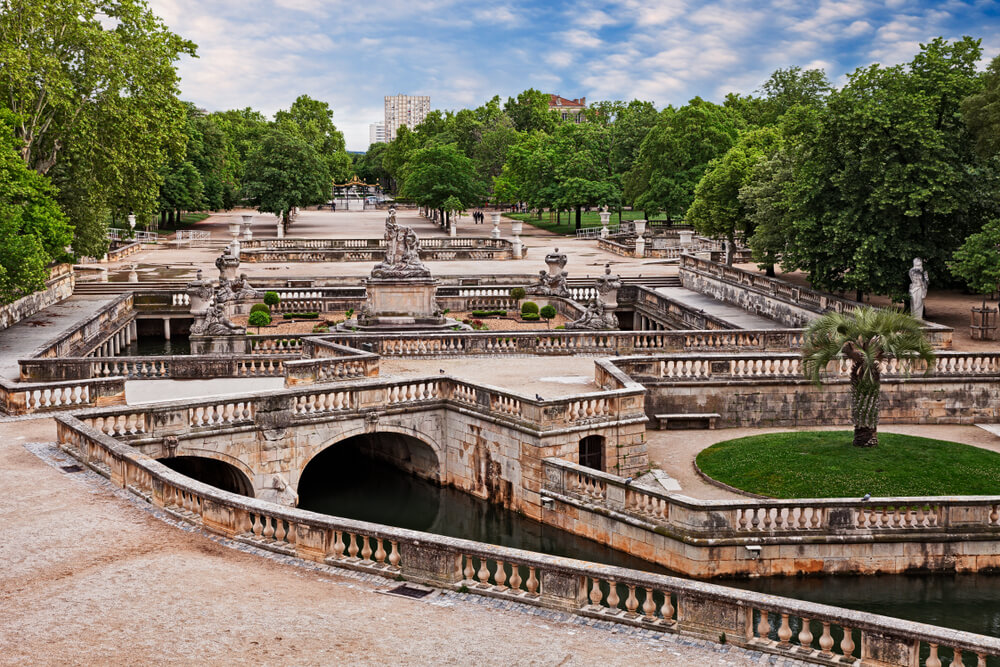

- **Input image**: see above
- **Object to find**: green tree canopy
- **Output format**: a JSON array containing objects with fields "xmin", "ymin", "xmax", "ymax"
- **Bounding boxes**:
[
  {"xmin": 242, "ymin": 128, "xmax": 329, "ymax": 221},
  {"xmin": 961, "ymin": 53, "xmax": 1000, "ymax": 158},
  {"xmin": 504, "ymin": 89, "xmax": 557, "ymax": 134},
  {"xmin": 275, "ymin": 95, "xmax": 353, "ymax": 184},
  {"xmin": 0, "ymin": 0, "xmax": 196, "ymax": 257},
  {"xmin": 952, "ymin": 217, "xmax": 1000, "ymax": 296},
  {"xmin": 399, "ymin": 143, "xmax": 485, "ymax": 214}
]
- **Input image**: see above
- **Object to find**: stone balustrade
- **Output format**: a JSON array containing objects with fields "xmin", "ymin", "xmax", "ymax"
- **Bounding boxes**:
[
  {"xmin": 34, "ymin": 292, "xmax": 135, "ymax": 359},
  {"xmin": 53, "ymin": 415, "xmax": 1000, "ymax": 666},
  {"xmin": 614, "ymin": 351, "xmax": 1000, "ymax": 383},
  {"xmin": 21, "ymin": 354, "xmax": 299, "ymax": 381},
  {"xmin": 0, "ymin": 376, "xmax": 125, "ymax": 414},
  {"xmin": 238, "ymin": 237, "xmax": 519, "ymax": 262},
  {"xmin": 0, "ymin": 263, "xmax": 74, "ymax": 331}
]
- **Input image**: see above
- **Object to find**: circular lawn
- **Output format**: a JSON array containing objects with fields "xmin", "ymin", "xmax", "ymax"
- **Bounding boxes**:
[{"xmin": 695, "ymin": 431, "xmax": 1000, "ymax": 498}]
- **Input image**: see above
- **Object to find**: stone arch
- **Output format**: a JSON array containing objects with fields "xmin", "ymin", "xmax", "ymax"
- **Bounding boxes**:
[
  {"xmin": 578, "ymin": 434, "xmax": 605, "ymax": 472},
  {"xmin": 157, "ymin": 455, "xmax": 255, "ymax": 497},
  {"xmin": 162, "ymin": 446, "xmax": 257, "ymax": 485},
  {"xmin": 300, "ymin": 424, "xmax": 446, "ymax": 485}
]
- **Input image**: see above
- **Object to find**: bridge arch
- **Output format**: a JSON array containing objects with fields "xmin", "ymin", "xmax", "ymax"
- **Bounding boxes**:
[
  {"xmin": 158, "ymin": 455, "xmax": 255, "ymax": 497},
  {"xmin": 300, "ymin": 424, "xmax": 446, "ymax": 485}
]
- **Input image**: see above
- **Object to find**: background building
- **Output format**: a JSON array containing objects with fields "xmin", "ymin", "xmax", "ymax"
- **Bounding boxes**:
[
  {"xmin": 384, "ymin": 94, "xmax": 430, "ymax": 141},
  {"xmin": 368, "ymin": 121, "xmax": 386, "ymax": 145},
  {"xmin": 548, "ymin": 95, "xmax": 586, "ymax": 122}
]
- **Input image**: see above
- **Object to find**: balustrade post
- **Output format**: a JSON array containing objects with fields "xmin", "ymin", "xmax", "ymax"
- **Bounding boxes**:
[{"xmin": 398, "ymin": 542, "xmax": 462, "ymax": 588}]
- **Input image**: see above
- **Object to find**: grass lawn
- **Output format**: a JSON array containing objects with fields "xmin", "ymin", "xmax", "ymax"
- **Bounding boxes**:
[
  {"xmin": 695, "ymin": 431, "xmax": 1000, "ymax": 498},
  {"xmin": 505, "ymin": 210, "xmax": 650, "ymax": 235}
]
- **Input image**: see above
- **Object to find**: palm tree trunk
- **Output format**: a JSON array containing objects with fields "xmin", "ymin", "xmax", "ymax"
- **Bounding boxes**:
[{"xmin": 850, "ymin": 364, "xmax": 880, "ymax": 447}]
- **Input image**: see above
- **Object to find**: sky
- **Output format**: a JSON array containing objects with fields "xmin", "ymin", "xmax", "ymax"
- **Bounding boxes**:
[{"xmin": 149, "ymin": 0, "xmax": 1000, "ymax": 152}]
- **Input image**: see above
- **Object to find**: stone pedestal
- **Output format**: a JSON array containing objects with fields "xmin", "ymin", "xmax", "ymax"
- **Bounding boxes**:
[
  {"xmin": 599, "ymin": 211, "xmax": 611, "ymax": 239},
  {"xmin": 679, "ymin": 230, "xmax": 694, "ymax": 247},
  {"xmin": 354, "ymin": 277, "xmax": 453, "ymax": 330},
  {"xmin": 510, "ymin": 221, "xmax": 523, "ymax": 259},
  {"xmin": 490, "ymin": 212, "xmax": 501, "ymax": 240},
  {"xmin": 241, "ymin": 214, "xmax": 253, "ymax": 240},
  {"xmin": 633, "ymin": 220, "xmax": 647, "ymax": 258},
  {"xmin": 449, "ymin": 221, "xmax": 457, "ymax": 237}
]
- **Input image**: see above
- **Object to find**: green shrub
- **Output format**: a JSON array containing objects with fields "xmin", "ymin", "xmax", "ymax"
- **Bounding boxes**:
[
  {"xmin": 282, "ymin": 312, "xmax": 320, "ymax": 319},
  {"xmin": 471, "ymin": 309, "xmax": 506, "ymax": 317},
  {"xmin": 521, "ymin": 301, "xmax": 539, "ymax": 315},
  {"xmin": 263, "ymin": 291, "xmax": 281, "ymax": 307},
  {"xmin": 522, "ymin": 312, "xmax": 540, "ymax": 321},
  {"xmin": 312, "ymin": 324, "xmax": 330, "ymax": 333},
  {"xmin": 248, "ymin": 310, "xmax": 271, "ymax": 331},
  {"xmin": 509, "ymin": 287, "xmax": 526, "ymax": 302},
  {"xmin": 250, "ymin": 303, "xmax": 270, "ymax": 315},
  {"xmin": 540, "ymin": 305, "xmax": 557, "ymax": 319}
]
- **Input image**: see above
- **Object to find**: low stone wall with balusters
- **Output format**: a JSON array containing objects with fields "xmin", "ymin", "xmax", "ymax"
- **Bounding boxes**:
[
  {"xmin": 615, "ymin": 352, "xmax": 1000, "ymax": 427},
  {"xmin": 33, "ymin": 292, "xmax": 135, "ymax": 359},
  {"xmin": 0, "ymin": 263, "xmax": 74, "ymax": 332},
  {"xmin": 238, "ymin": 237, "xmax": 519, "ymax": 262},
  {"xmin": 678, "ymin": 255, "xmax": 955, "ymax": 348},
  {"xmin": 0, "ymin": 376, "xmax": 125, "ymax": 414},
  {"xmin": 540, "ymin": 458, "xmax": 1000, "ymax": 579},
  {"xmin": 51, "ymin": 414, "xmax": 1000, "ymax": 665},
  {"xmin": 284, "ymin": 339, "xmax": 380, "ymax": 385},
  {"xmin": 65, "ymin": 373, "xmax": 648, "ymax": 508},
  {"xmin": 20, "ymin": 354, "xmax": 299, "ymax": 382}
]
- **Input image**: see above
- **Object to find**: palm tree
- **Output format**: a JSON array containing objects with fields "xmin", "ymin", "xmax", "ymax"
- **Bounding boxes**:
[{"xmin": 801, "ymin": 307, "xmax": 935, "ymax": 448}]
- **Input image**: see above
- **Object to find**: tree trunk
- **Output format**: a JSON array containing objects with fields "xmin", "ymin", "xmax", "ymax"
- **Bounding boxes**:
[
  {"xmin": 725, "ymin": 234, "xmax": 735, "ymax": 266},
  {"xmin": 765, "ymin": 264, "xmax": 775, "ymax": 277},
  {"xmin": 575, "ymin": 205, "xmax": 581, "ymax": 230},
  {"xmin": 557, "ymin": 209, "xmax": 561, "ymax": 225},
  {"xmin": 850, "ymin": 363, "xmax": 880, "ymax": 447}
]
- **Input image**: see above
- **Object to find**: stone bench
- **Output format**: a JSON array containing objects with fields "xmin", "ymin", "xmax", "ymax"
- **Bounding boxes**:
[{"xmin": 655, "ymin": 412, "xmax": 721, "ymax": 430}]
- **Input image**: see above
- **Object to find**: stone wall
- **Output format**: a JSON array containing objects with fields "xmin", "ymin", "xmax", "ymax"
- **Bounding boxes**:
[{"xmin": 0, "ymin": 264, "xmax": 74, "ymax": 331}]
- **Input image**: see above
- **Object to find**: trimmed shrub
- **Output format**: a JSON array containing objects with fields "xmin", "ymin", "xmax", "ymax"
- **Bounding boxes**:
[
  {"xmin": 509, "ymin": 287, "xmax": 526, "ymax": 302},
  {"xmin": 282, "ymin": 312, "xmax": 320, "ymax": 319},
  {"xmin": 263, "ymin": 291, "xmax": 281, "ymax": 307},
  {"xmin": 521, "ymin": 313, "xmax": 540, "ymax": 321},
  {"xmin": 540, "ymin": 305, "xmax": 557, "ymax": 319},
  {"xmin": 521, "ymin": 301, "xmax": 539, "ymax": 315},
  {"xmin": 471, "ymin": 309, "xmax": 506, "ymax": 317},
  {"xmin": 250, "ymin": 303, "xmax": 270, "ymax": 315},
  {"xmin": 248, "ymin": 310, "xmax": 271, "ymax": 331}
]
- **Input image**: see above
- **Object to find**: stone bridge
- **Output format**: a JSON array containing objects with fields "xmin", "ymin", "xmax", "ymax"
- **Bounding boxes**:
[{"xmin": 71, "ymin": 370, "xmax": 648, "ymax": 513}]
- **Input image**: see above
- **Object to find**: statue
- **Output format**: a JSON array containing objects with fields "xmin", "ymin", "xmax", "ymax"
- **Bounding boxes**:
[
  {"xmin": 270, "ymin": 473, "xmax": 299, "ymax": 507},
  {"xmin": 190, "ymin": 303, "xmax": 244, "ymax": 336},
  {"xmin": 526, "ymin": 248, "xmax": 570, "ymax": 298},
  {"xmin": 215, "ymin": 248, "xmax": 240, "ymax": 282},
  {"xmin": 214, "ymin": 278, "xmax": 236, "ymax": 304},
  {"xmin": 371, "ymin": 207, "xmax": 431, "ymax": 278},
  {"xmin": 566, "ymin": 297, "xmax": 618, "ymax": 330},
  {"xmin": 595, "ymin": 263, "xmax": 622, "ymax": 297},
  {"xmin": 909, "ymin": 257, "xmax": 929, "ymax": 320},
  {"xmin": 233, "ymin": 273, "xmax": 258, "ymax": 300}
]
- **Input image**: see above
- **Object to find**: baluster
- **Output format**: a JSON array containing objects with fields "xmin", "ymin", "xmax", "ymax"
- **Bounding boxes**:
[
  {"xmin": 274, "ymin": 519, "xmax": 286, "ymax": 543},
  {"xmin": 624, "ymin": 585, "xmax": 638, "ymax": 616},
  {"xmin": 777, "ymin": 613, "xmax": 792, "ymax": 646},
  {"xmin": 347, "ymin": 533, "xmax": 359, "ymax": 558},
  {"xmin": 526, "ymin": 567, "xmax": 538, "ymax": 595},
  {"xmin": 374, "ymin": 537, "xmax": 386, "ymax": 564},
  {"xmin": 925, "ymin": 644, "xmax": 941, "ymax": 667},
  {"xmin": 840, "ymin": 627, "xmax": 855, "ymax": 660},
  {"xmin": 361, "ymin": 535, "xmax": 373, "ymax": 562},
  {"xmin": 818, "ymin": 622, "xmax": 834, "ymax": 655},
  {"xmin": 262, "ymin": 515, "xmax": 275, "ymax": 540},
  {"xmin": 757, "ymin": 609, "xmax": 771, "ymax": 642},
  {"xmin": 388, "ymin": 541, "xmax": 401, "ymax": 568},
  {"xmin": 494, "ymin": 560, "xmax": 507, "ymax": 590},
  {"xmin": 464, "ymin": 555, "xmax": 476, "ymax": 581},
  {"xmin": 477, "ymin": 558, "xmax": 490, "ymax": 586},
  {"xmin": 589, "ymin": 577, "xmax": 603, "ymax": 606},
  {"xmin": 660, "ymin": 592, "xmax": 674, "ymax": 624},
  {"xmin": 607, "ymin": 580, "xmax": 619, "ymax": 612},
  {"xmin": 642, "ymin": 587, "xmax": 656, "ymax": 620},
  {"xmin": 508, "ymin": 564, "xmax": 521, "ymax": 592}
]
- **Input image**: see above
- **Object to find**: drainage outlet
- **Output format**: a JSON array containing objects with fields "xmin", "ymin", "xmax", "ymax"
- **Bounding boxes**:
[
  {"xmin": 383, "ymin": 584, "xmax": 434, "ymax": 600},
  {"xmin": 60, "ymin": 464, "xmax": 84, "ymax": 473}
]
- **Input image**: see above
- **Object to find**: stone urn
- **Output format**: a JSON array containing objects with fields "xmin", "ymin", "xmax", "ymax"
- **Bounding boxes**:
[
  {"xmin": 186, "ymin": 271, "xmax": 213, "ymax": 316},
  {"xmin": 490, "ymin": 212, "xmax": 502, "ymax": 240},
  {"xmin": 599, "ymin": 210, "xmax": 611, "ymax": 238},
  {"xmin": 227, "ymin": 219, "xmax": 242, "ymax": 239},
  {"xmin": 127, "ymin": 263, "xmax": 138, "ymax": 283},
  {"xmin": 510, "ymin": 220, "xmax": 523, "ymax": 236},
  {"xmin": 241, "ymin": 214, "xmax": 253, "ymax": 240}
]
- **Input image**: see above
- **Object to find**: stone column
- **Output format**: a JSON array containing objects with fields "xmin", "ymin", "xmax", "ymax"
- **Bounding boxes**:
[
  {"xmin": 633, "ymin": 220, "xmax": 646, "ymax": 258},
  {"xmin": 599, "ymin": 210, "xmax": 611, "ymax": 239},
  {"xmin": 490, "ymin": 212, "xmax": 501, "ymax": 240},
  {"xmin": 163, "ymin": 317, "xmax": 171, "ymax": 341},
  {"xmin": 510, "ymin": 220, "xmax": 523, "ymax": 259},
  {"xmin": 241, "ymin": 214, "xmax": 254, "ymax": 240},
  {"xmin": 449, "ymin": 218, "xmax": 457, "ymax": 237}
]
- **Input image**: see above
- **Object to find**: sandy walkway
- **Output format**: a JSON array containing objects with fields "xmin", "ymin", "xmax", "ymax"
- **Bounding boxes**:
[{"xmin": 0, "ymin": 417, "xmax": 792, "ymax": 666}]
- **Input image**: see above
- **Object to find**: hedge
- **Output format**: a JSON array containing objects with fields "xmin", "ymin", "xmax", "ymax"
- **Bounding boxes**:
[{"xmin": 282, "ymin": 312, "xmax": 320, "ymax": 319}]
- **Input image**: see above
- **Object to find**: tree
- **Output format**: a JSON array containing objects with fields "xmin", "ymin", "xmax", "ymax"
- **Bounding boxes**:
[
  {"xmin": 686, "ymin": 127, "xmax": 781, "ymax": 264},
  {"xmin": 275, "ymin": 95, "xmax": 352, "ymax": 183},
  {"xmin": 248, "ymin": 309, "xmax": 271, "ymax": 333},
  {"xmin": 952, "ymin": 218, "xmax": 1000, "ymax": 299},
  {"xmin": 242, "ymin": 128, "xmax": 329, "ymax": 223},
  {"xmin": 355, "ymin": 142, "xmax": 391, "ymax": 190},
  {"xmin": 961, "ymin": 53, "xmax": 1000, "ymax": 159},
  {"xmin": 0, "ymin": 0, "xmax": 196, "ymax": 257},
  {"xmin": 624, "ymin": 99, "xmax": 742, "ymax": 217},
  {"xmin": 382, "ymin": 125, "xmax": 420, "ymax": 192},
  {"xmin": 399, "ymin": 144, "xmax": 485, "ymax": 223},
  {"xmin": 802, "ymin": 307, "xmax": 934, "ymax": 448},
  {"xmin": 0, "ymin": 114, "xmax": 74, "ymax": 303},
  {"xmin": 551, "ymin": 123, "xmax": 619, "ymax": 229},
  {"xmin": 778, "ymin": 38, "xmax": 995, "ymax": 301},
  {"xmin": 504, "ymin": 89, "xmax": 557, "ymax": 134},
  {"xmin": 540, "ymin": 304, "xmax": 556, "ymax": 328}
]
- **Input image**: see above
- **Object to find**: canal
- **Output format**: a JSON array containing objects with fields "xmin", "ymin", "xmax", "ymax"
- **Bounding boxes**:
[{"xmin": 298, "ymin": 443, "xmax": 1000, "ymax": 644}]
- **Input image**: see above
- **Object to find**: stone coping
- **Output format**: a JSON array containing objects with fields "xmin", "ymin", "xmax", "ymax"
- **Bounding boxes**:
[{"xmin": 52, "ymin": 412, "xmax": 1000, "ymax": 661}]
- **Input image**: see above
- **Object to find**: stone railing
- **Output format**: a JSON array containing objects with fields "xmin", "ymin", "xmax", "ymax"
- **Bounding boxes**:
[
  {"xmin": 0, "ymin": 263, "xmax": 74, "ymax": 331},
  {"xmin": 53, "ymin": 415, "xmax": 1000, "ymax": 666},
  {"xmin": 678, "ymin": 255, "xmax": 955, "ymax": 348},
  {"xmin": 20, "ymin": 354, "xmax": 300, "ymax": 382},
  {"xmin": 33, "ymin": 292, "xmax": 135, "ymax": 358},
  {"xmin": 613, "ymin": 351, "xmax": 1000, "ymax": 383},
  {"xmin": 106, "ymin": 241, "xmax": 143, "ymax": 262},
  {"xmin": 620, "ymin": 285, "xmax": 739, "ymax": 330},
  {"xmin": 320, "ymin": 329, "xmax": 804, "ymax": 358},
  {"xmin": 0, "ymin": 376, "xmax": 125, "ymax": 415},
  {"xmin": 284, "ymin": 339, "xmax": 380, "ymax": 385},
  {"xmin": 239, "ymin": 237, "xmax": 519, "ymax": 262}
]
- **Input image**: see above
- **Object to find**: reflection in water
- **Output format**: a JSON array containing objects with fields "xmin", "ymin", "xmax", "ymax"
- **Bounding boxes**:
[{"xmin": 298, "ymin": 438, "xmax": 1000, "ymax": 640}]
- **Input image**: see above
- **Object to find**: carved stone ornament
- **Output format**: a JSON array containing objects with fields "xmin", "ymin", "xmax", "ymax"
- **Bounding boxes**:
[
  {"xmin": 565, "ymin": 297, "xmax": 618, "ymax": 330},
  {"xmin": 370, "ymin": 207, "xmax": 431, "ymax": 279},
  {"xmin": 233, "ymin": 273, "xmax": 259, "ymax": 300},
  {"xmin": 525, "ymin": 247, "xmax": 571, "ymax": 298},
  {"xmin": 190, "ymin": 303, "xmax": 245, "ymax": 336},
  {"xmin": 595, "ymin": 263, "xmax": 622, "ymax": 296}
]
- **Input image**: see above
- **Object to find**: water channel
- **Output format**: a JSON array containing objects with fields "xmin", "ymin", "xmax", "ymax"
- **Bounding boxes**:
[{"xmin": 298, "ymin": 443, "xmax": 1000, "ymax": 644}]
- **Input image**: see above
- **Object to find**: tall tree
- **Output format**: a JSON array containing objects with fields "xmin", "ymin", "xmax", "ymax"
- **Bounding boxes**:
[
  {"xmin": 624, "ymin": 99, "xmax": 742, "ymax": 217},
  {"xmin": 0, "ymin": 113, "xmax": 74, "ymax": 303},
  {"xmin": 399, "ymin": 143, "xmax": 484, "ymax": 223},
  {"xmin": 241, "ymin": 128, "xmax": 329, "ymax": 224},
  {"xmin": 504, "ymin": 89, "xmax": 557, "ymax": 134},
  {"xmin": 0, "ymin": 0, "xmax": 196, "ymax": 257},
  {"xmin": 961, "ymin": 53, "xmax": 1000, "ymax": 159},
  {"xmin": 275, "ymin": 95, "xmax": 352, "ymax": 183}
]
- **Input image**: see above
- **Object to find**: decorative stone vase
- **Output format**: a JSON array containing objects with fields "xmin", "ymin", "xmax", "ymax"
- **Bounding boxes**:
[
  {"xmin": 491, "ymin": 212, "xmax": 501, "ymax": 240},
  {"xmin": 241, "ymin": 214, "xmax": 253, "ymax": 240},
  {"xmin": 599, "ymin": 211, "xmax": 611, "ymax": 239},
  {"xmin": 228, "ymin": 219, "xmax": 241, "ymax": 239}
]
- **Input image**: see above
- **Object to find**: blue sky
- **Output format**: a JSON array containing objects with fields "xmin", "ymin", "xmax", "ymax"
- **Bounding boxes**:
[{"xmin": 149, "ymin": 0, "xmax": 1000, "ymax": 151}]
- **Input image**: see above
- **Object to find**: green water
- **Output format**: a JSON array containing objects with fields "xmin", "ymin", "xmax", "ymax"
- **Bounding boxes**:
[
  {"xmin": 121, "ymin": 336, "xmax": 190, "ymax": 356},
  {"xmin": 297, "ymin": 442, "xmax": 1000, "ymax": 644}
]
